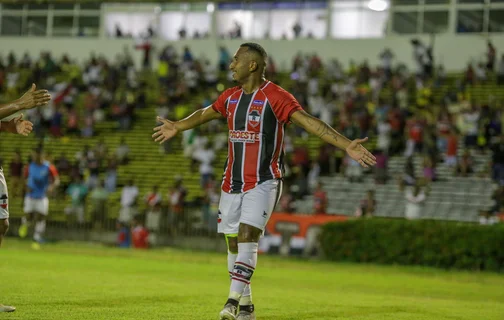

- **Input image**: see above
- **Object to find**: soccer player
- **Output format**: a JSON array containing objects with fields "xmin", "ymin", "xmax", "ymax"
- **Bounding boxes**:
[
  {"xmin": 0, "ymin": 84, "xmax": 52, "ymax": 313},
  {"xmin": 18, "ymin": 147, "xmax": 60, "ymax": 246},
  {"xmin": 152, "ymin": 43, "xmax": 376, "ymax": 320}
]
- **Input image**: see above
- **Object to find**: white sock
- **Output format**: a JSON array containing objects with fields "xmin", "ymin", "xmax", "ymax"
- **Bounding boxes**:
[
  {"xmin": 33, "ymin": 220, "xmax": 46, "ymax": 242},
  {"xmin": 228, "ymin": 251, "xmax": 252, "ymax": 304},
  {"xmin": 228, "ymin": 251, "xmax": 238, "ymax": 278},
  {"xmin": 240, "ymin": 285, "xmax": 252, "ymax": 306},
  {"xmin": 229, "ymin": 242, "xmax": 258, "ymax": 301}
]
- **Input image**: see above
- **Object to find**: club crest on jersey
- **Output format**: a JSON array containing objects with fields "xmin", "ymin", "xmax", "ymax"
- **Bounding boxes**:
[
  {"xmin": 252, "ymin": 100, "xmax": 264, "ymax": 106},
  {"xmin": 248, "ymin": 110, "xmax": 261, "ymax": 128},
  {"xmin": 0, "ymin": 194, "xmax": 8, "ymax": 209}
]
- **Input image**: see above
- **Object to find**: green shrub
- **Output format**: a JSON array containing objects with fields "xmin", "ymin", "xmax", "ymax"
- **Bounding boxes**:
[{"xmin": 319, "ymin": 219, "xmax": 504, "ymax": 272}]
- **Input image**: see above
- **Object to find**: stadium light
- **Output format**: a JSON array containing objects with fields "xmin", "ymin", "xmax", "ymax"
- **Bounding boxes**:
[{"xmin": 368, "ymin": 0, "xmax": 388, "ymax": 11}]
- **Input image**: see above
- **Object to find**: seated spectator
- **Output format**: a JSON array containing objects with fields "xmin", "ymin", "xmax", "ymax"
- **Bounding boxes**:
[
  {"xmin": 55, "ymin": 152, "xmax": 71, "ymax": 177},
  {"xmin": 279, "ymin": 187, "xmax": 295, "ymax": 213},
  {"xmin": 456, "ymin": 149, "xmax": 474, "ymax": 177},
  {"xmin": 423, "ymin": 156, "xmax": 437, "ymax": 182},
  {"xmin": 131, "ymin": 215, "xmax": 149, "ymax": 249},
  {"xmin": 117, "ymin": 222, "xmax": 131, "ymax": 248},
  {"xmin": 355, "ymin": 190, "xmax": 377, "ymax": 218},
  {"xmin": 66, "ymin": 108, "xmax": 80, "ymax": 135},
  {"xmin": 345, "ymin": 155, "xmax": 363, "ymax": 183},
  {"xmin": 313, "ymin": 182, "xmax": 328, "ymax": 215},
  {"xmin": 374, "ymin": 149, "xmax": 388, "ymax": 184},
  {"xmin": 405, "ymin": 183, "xmax": 427, "ymax": 220},
  {"xmin": 402, "ymin": 157, "xmax": 416, "ymax": 187}
]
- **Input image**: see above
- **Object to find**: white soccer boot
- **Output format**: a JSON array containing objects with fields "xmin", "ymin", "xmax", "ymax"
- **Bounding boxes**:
[
  {"xmin": 219, "ymin": 303, "xmax": 238, "ymax": 320},
  {"xmin": 0, "ymin": 304, "xmax": 15, "ymax": 312}
]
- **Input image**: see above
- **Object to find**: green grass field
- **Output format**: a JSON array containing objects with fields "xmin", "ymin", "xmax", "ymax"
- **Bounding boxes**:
[{"xmin": 1, "ymin": 239, "xmax": 503, "ymax": 320}]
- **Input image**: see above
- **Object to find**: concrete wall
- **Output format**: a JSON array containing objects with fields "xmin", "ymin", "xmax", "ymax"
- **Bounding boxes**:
[{"xmin": 1, "ymin": 35, "xmax": 503, "ymax": 71}]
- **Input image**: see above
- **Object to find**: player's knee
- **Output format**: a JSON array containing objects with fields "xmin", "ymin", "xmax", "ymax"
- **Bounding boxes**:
[
  {"xmin": 0, "ymin": 218, "xmax": 9, "ymax": 236},
  {"xmin": 225, "ymin": 234, "xmax": 238, "ymax": 253},
  {"xmin": 238, "ymin": 223, "xmax": 262, "ymax": 243}
]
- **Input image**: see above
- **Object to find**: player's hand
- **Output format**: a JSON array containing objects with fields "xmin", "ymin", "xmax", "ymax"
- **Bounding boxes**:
[
  {"xmin": 345, "ymin": 137, "xmax": 376, "ymax": 168},
  {"xmin": 152, "ymin": 116, "xmax": 178, "ymax": 144},
  {"xmin": 17, "ymin": 83, "xmax": 51, "ymax": 110},
  {"xmin": 12, "ymin": 114, "xmax": 33, "ymax": 136}
]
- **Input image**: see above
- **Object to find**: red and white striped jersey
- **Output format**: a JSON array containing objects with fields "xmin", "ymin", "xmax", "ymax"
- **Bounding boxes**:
[{"xmin": 212, "ymin": 81, "xmax": 303, "ymax": 193}]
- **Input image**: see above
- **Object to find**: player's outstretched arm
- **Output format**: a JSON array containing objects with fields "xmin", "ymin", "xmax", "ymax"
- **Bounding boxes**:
[
  {"xmin": 0, "ymin": 84, "xmax": 51, "ymax": 120},
  {"xmin": 152, "ymin": 105, "xmax": 224, "ymax": 144},
  {"xmin": 0, "ymin": 114, "xmax": 33, "ymax": 135},
  {"xmin": 291, "ymin": 110, "xmax": 376, "ymax": 168}
]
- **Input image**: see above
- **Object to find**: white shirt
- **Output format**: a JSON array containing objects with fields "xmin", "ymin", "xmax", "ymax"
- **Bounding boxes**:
[
  {"xmin": 377, "ymin": 121, "xmax": 391, "ymax": 150},
  {"xmin": 193, "ymin": 149, "xmax": 215, "ymax": 175},
  {"xmin": 405, "ymin": 189, "xmax": 425, "ymax": 220},
  {"xmin": 121, "ymin": 186, "xmax": 139, "ymax": 207}
]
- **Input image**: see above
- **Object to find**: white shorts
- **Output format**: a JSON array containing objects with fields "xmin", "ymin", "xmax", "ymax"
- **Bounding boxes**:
[
  {"xmin": 24, "ymin": 196, "xmax": 49, "ymax": 216},
  {"xmin": 218, "ymin": 179, "xmax": 282, "ymax": 234},
  {"xmin": 0, "ymin": 169, "xmax": 9, "ymax": 219}
]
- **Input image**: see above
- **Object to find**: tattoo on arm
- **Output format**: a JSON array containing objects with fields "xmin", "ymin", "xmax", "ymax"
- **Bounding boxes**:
[{"xmin": 308, "ymin": 115, "xmax": 338, "ymax": 142}]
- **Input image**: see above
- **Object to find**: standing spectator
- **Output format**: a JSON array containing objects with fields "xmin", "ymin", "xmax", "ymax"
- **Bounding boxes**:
[
  {"xmin": 86, "ymin": 153, "xmax": 100, "ymax": 189},
  {"xmin": 169, "ymin": 177, "xmax": 188, "ymax": 234},
  {"xmin": 313, "ymin": 182, "xmax": 328, "ymax": 215},
  {"xmin": 486, "ymin": 40, "xmax": 496, "ymax": 72},
  {"xmin": 491, "ymin": 135, "xmax": 504, "ymax": 184},
  {"xmin": 105, "ymin": 155, "xmax": 118, "ymax": 192},
  {"xmin": 119, "ymin": 179, "xmax": 139, "ymax": 225},
  {"xmin": 64, "ymin": 175, "xmax": 88, "ymax": 225},
  {"xmin": 50, "ymin": 105, "xmax": 63, "ymax": 137},
  {"xmin": 497, "ymin": 54, "xmax": 504, "ymax": 85},
  {"xmin": 192, "ymin": 141, "xmax": 215, "ymax": 188},
  {"xmin": 90, "ymin": 179, "xmax": 109, "ymax": 230},
  {"xmin": 445, "ymin": 128, "xmax": 458, "ymax": 167},
  {"xmin": 404, "ymin": 113, "xmax": 424, "ymax": 157},
  {"xmin": 218, "ymin": 46, "xmax": 230, "ymax": 72},
  {"xmin": 405, "ymin": 183, "xmax": 427, "ymax": 220},
  {"xmin": 379, "ymin": 48, "xmax": 394, "ymax": 80},
  {"xmin": 144, "ymin": 185, "xmax": 162, "ymax": 209},
  {"xmin": 377, "ymin": 120, "xmax": 391, "ymax": 154},
  {"xmin": 463, "ymin": 105, "xmax": 480, "ymax": 149},
  {"xmin": 116, "ymin": 138, "xmax": 130, "ymax": 165},
  {"xmin": 9, "ymin": 151, "xmax": 23, "ymax": 198}
]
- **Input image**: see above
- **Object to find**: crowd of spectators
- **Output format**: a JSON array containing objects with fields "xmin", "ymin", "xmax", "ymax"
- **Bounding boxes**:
[{"xmin": 1, "ymin": 38, "xmax": 503, "ymax": 235}]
